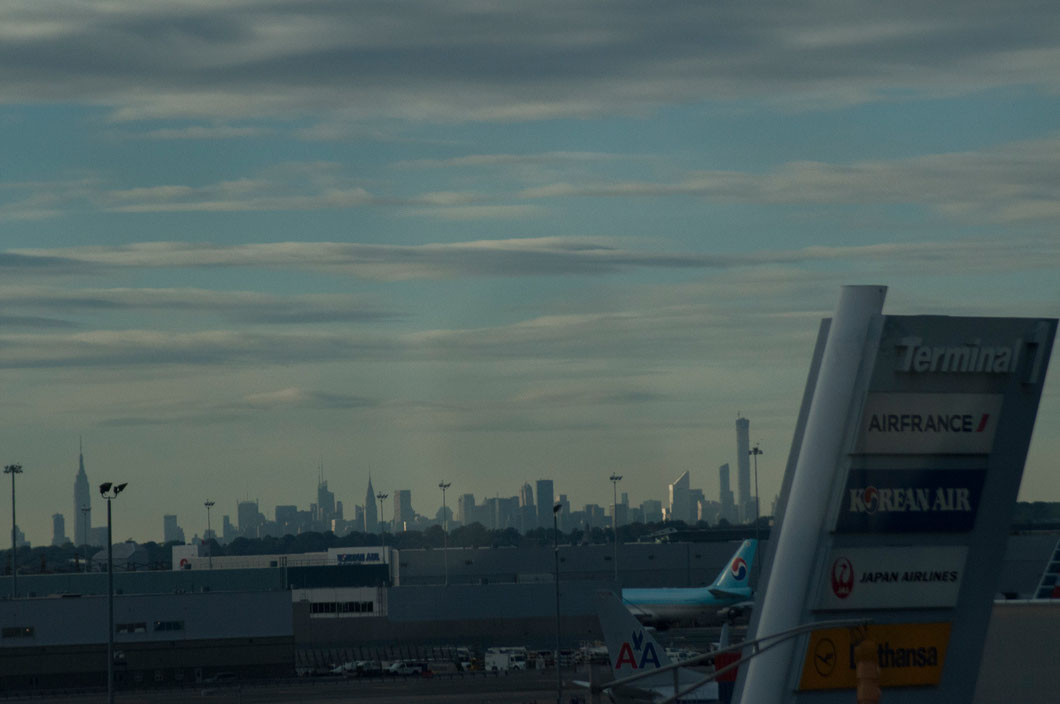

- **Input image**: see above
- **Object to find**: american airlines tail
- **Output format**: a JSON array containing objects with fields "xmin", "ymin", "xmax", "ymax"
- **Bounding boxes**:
[
  {"xmin": 599, "ymin": 590, "xmax": 674, "ymax": 677},
  {"xmin": 595, "ymin": 591, "xmax": 719, "ymax": 702}
]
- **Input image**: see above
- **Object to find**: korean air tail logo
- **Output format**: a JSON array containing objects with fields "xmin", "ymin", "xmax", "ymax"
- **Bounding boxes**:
[{"xmin": 731, "ymin": 556, "xmax": 748, "ymax": 581}]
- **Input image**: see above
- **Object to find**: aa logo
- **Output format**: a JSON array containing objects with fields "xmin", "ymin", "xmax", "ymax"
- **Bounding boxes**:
[{"xmin": 614, "ymin": 630, "xmax": 662, "ymax": 670}]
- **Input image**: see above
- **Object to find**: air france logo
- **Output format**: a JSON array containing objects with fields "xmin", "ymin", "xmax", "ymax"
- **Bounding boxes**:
[
  {"xmin": 731, "ymin": 557, "xmax": 748, "ymax": 581},
  {"xmin": 615, "ymin": 629, "xmax": 662, "ymax": 670},
  {"xmin": 866, "ymin": 413, "xmax": 991, "ymax": 434},
  {"xmin": 831, "ymin": 557, "xmax": 854, "ymax": 600}
]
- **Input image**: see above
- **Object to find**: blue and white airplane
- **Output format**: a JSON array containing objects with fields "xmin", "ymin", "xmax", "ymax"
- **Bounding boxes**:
[{"xmin": 621, "ymin": 539, "xmax": 756, "ymax": 626}]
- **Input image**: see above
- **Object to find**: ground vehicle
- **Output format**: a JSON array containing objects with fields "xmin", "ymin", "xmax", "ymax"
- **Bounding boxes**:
[
  {"xmin": 484, "ymin": 647, "xmax": 528, "ymax": 671},
  {"xmin": 387, "ymin": 660, "xmax": 428, "ymax": 676},
  {"xmin": 202, "ymin": 672, "xmax": 237, "ymax": 684}
]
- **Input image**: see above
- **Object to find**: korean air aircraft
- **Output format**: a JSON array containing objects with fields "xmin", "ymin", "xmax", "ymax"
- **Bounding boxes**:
[
  {"xmin": 587, "ymin": 590, "xmax": 720, "ymax": 702},
  {"xmin": 621, "ymin": 539, "xmax": 756, "ymax": 625}
]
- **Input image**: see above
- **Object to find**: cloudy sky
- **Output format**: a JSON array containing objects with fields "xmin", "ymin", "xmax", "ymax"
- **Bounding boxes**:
[{"xmin": 2, "ymin": 1, "xmax": 1058, "ymax": 545}]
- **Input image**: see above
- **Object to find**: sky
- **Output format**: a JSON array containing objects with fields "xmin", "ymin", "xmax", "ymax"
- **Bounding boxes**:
[{"xmin": 1, "ymin": 1, "xmax": 1058, "ymax": 546}]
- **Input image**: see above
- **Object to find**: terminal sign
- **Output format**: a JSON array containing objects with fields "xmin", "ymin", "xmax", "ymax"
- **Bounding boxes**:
[{"xmin": 798, "ymin": 622, "xmax": 951, "ymax": 690}]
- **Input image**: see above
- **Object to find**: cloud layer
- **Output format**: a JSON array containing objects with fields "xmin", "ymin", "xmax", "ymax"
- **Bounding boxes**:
[{"xmin": 1, "ymin": 1, "xmax": 1058, "ymax": 123}]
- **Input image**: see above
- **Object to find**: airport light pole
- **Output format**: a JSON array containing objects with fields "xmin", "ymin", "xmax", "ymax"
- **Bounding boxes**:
[
  {"xmin": 204, "ymin": 500, "xmax": 215, "ymax": 569},
  {"xmin": 81, "ymin": 505, "xmax": 91, "ymax": 574},
  {"xmin": 609, "ymin": 473, "xmax": 622, "ymax": 583},
  {"xmin": 4, "ymin": 464, "xmax": 22, "ymax": 599},
  {"xmin": 438, "ymin": 481, "xmax": 451, "ymax": 586},
  {"xmin": 553, "ymin": 501, "xmax": 563, "ymax": 704},
  {"xmin": 749, "ymin": 444, "xmax": 763, "ymax": 584},
  {"xmin": 376, "ymin": 492, "xmax": 388, "ymax": 579},
  {"xmin": 100, "ymin": 481, "xmax": 128, "ymax": 704}
]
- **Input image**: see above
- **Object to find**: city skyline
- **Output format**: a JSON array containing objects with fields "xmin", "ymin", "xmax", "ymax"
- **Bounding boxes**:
[
  {"xmin": 33, "ymin": 438, "xmax": 767, "ymax": 547},
  {"xmin": 1, "ymin": 2, "xmax": 1058, "ymax": 545}
]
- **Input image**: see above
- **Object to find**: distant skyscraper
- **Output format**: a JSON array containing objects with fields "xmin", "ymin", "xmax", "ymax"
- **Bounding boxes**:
[
  {"xmin": 519, "ymin": 483, "xmax": 536, "ymax": 531},
  {"xmin": 364, "ymin": 474, "xmax": 378, "ymax": 533},
  {"xmin": 535, "ymin": 480, "xmax": 554, "ymax": 530},
  {"xmin": 73, "ymin": 439, "xmax": 91, "ymax": 546},
  {"xmin": 317, "ymin": 474, "xmax": 335, "ymax": 526},
  {"xmin": 519, "ymin": 482, "xmax": 534, "ymax": 508},
  {"xmin": 669, "ymin": 470, "xmax": 691, "ymax": 523},
  {"xmin": 736, "ymin": 416, "xmax": 752, "ymax": 522},
  {"xmin": 640, "ymin": 499, "xmax": 663, "ymax": 523},
  {"xmin": 163, "ymin": 514, "xmax": 185, "ymax": 544},
  {"xmin": 14, "ymin": 525, "xmax": 28, "ymax": 549},
  {"xmin": 51, "ymin": 513, "xmax": 68, "ymax": 547},
  {"xmin": 689, "ymin": 489, "xmax": 705, "ymax": 523},
  {"xmin": 275, "ymin": 505, "xmax": 298, "ymax": 533},
  {"xmin": 457, "ymin": 493, "xmax": 475, "ymax": 525},
  {"xmin": 719, "ymin": 463, "xmax": 736, "ymax": 523},
  {"xmin": 393, "ymin": 490, "xmax": 413, "ymax": 531},
  {"xmin": 237, "ymin": 500, "xmax": 263, "ymax": 538},
  {"xmin": 222, "ymin": 515, "xmax": 236, "ymax": 543},
  {"xmin": 487, "ymin": 496, "xmax": 518, "ymax": 530}
]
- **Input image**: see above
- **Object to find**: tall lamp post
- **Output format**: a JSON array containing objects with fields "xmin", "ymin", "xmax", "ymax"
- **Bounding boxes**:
[
  {"xmin": 81, "ymin": 505, "xmax": 91, "ymax": 574},
  {"xmin": 553, "ymin": 501, "xmax": 563, "ymax": 704},
  {"xmin": 749, "ymin": 444, "xmax": 763, "ymax": 585},
  {"xmin": 438, "ymin": 481, "xmax": 451, "ymax": 586},
  {"xmin": 376, "ymin": 492, "xmax": 388, "ymax": 579},
  {"xmin": 4, "ymin": 464, "xmax": 23, "ymax": 599},
  {"xmin": 609, "ymin": 473, "xmax": 622, "ymax": 582},
  {"xmin": 100, "ymin": 481, "xmax": 127, "ymax": 704},
  {"xmin": 204, "ymin": 501, "xmax": 215, "ymax": 569}
]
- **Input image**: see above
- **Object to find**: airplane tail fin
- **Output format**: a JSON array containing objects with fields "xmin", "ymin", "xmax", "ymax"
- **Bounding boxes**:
[
  {"xmin": 708, "ymin": 539, "xmax": 755, "ymax": 597},
  {"xmin": 597, "ymin": 591, "xmax": 672, "ymax": 678}
]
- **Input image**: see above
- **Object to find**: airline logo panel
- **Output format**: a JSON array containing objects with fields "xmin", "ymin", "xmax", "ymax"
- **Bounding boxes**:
[
  {"xmin": 835, "ymin": 469, "xmax": 985, "ymax": 533},
  {"xmin": 854, "ymin": 393, "xmax": 1002, "ymax": 455},
  {"xmin": 798, "ymin": 622, "xmax": 951, "ymax": 690},
  {"xmin": 815, "ymin": 546, "xmax": 968, "ymax": 611}
]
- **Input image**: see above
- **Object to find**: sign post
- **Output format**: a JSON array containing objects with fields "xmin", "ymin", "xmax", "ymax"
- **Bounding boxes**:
[{"xmin": 736, "ymin": 288, "xmax": 1056, "ymax": 704}]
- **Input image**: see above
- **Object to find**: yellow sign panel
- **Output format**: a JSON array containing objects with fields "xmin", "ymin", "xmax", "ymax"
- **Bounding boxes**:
[{"xmin": 798, "ymin": 622, "xmax": 951, "ymax": 690}]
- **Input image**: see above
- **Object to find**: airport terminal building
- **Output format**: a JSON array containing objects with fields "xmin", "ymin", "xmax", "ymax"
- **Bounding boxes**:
[{"xmin": 1, "ymin": 534, "xmax": 1057, "ymax": 693}]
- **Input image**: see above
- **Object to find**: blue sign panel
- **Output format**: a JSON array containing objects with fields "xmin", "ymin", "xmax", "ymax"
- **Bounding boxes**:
[{"xmin": 835, "ymin": 469, "xmax": 985, "ymax": 534}]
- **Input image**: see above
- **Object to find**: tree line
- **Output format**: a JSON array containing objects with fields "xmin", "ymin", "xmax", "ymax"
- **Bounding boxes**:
[{"xmin": 3, "ymin": 517, "xmax": 769, "ymax": 574}]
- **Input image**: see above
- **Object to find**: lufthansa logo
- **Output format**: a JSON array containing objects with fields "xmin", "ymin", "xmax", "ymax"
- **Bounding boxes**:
[{"xmin": 813, "ymin": 638, "xmax": 837, "ymax": 677}]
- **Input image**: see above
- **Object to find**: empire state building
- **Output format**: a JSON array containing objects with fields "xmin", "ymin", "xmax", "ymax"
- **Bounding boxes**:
[{"xmin": 73, "ymin": 440, "xmax": 91, "ymax": 545}]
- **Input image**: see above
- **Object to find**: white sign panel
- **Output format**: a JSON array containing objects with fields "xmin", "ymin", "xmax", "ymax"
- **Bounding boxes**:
[
  {"xmin": 854, "ymin": 393, "xmax": 1002, "ymax": 455},
  {"xmin": 815, "ymin": 546, "xmax": 968, "ymax": 611},
  {"xmin": 328, "ymin": 547, "xmax": 386, "ymax": 565}
]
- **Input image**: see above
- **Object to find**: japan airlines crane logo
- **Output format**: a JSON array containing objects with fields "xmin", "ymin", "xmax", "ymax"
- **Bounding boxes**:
[
  {"xmin": 831, "ymin": 557, "xmax": 854, "ymax": 599},
  {"xmin": 731, "ymin": 556, "xmax": 748, "ymax": 581}
]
